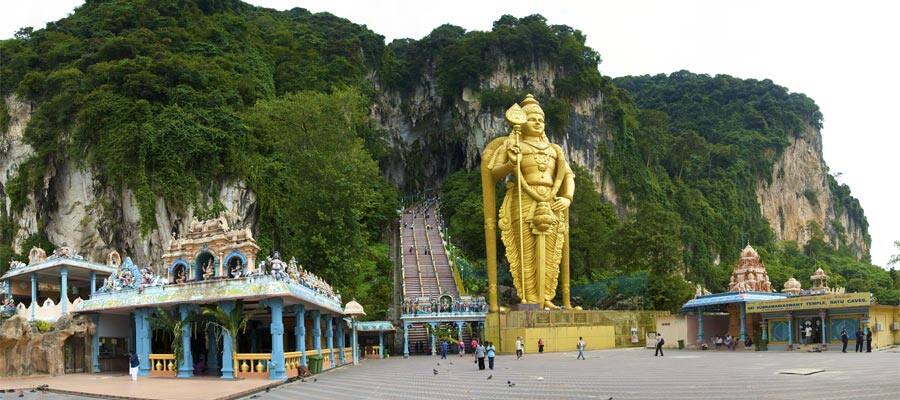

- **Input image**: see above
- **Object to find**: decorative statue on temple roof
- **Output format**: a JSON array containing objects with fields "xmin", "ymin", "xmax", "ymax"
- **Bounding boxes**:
[
  {"xmin": 202, "ymin": 259, "xmax": 215, "ymax": 280},
  {"xmin": 287, "ymin": 257, "xmax": 301, "ymax": 282},
  {"xmin": 230, "ymin": 259, "xmax": 244, "ymax": 278},
  {"xmin": 107, "ymin": 250, "xmax": 122, "ymax": 267},
  {"xmin": 267, "ymin": 251, "xmax": 289, "ymax": 280},
  {"xmin": 9, "ymin": 260, "xmax": 25, "ymax": 270},
  {"xmin": 28, "ymin": 246, "xmax": 47, "ymax": 265},
  {"xmin": 0, "ymin": 295, "xmax": 15, "ymax": 316},
  {"xmin": 175, "ymin": 268, "xmax": 186, "ymax": 284},
  {"xmin": 481, "ymin": 94, "xmax": 574, "ymax": 311}
]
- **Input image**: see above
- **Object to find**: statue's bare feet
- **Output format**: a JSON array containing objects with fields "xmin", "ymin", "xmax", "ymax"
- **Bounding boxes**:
[{"xmin": 543, "ymin": 301, "xmax": 559, "ymax": 309}]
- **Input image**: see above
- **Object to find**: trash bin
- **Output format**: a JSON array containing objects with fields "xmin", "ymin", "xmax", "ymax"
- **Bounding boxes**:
[
  {"xmin": 677, "ymin": 339, "xmax": 685, "ymax": 349},
  {"xmin": 308, "ymin": 356, "xmax": 323, "ymax": 374}
]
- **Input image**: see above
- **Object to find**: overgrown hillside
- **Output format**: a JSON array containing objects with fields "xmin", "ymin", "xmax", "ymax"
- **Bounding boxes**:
[{"xmin": 1, "ymin": 0, "xmax": 896, "ymax": 316}]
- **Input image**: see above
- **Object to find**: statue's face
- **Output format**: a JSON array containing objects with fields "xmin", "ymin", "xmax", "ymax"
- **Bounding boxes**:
[{"xmin": 522, "ymin": 112, "xmax": 545, "ymax": 137}]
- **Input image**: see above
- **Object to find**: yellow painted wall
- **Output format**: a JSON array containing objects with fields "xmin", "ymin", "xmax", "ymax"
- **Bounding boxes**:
[
  {"xmin": 655, "ymin": 315, "xmax": 687, "ymax": 348},
  {"xmin": 485, "ymin": 312, "xmax": 618, "ymax": 354},
  {"xmin": 867, "ymin": 305, "xmax": 898, "ymax": 349}
]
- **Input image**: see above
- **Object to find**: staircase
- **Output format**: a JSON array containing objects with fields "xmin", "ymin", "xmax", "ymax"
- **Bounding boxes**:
[{"xmin": 400, "ymin": 199, "xmax": 461, "ymax": 354}]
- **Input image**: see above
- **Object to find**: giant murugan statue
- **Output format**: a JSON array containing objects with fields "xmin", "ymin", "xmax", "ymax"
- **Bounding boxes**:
[{"xmin": 481, "ymin": 94, "xmax": 574, "ymax": 311}]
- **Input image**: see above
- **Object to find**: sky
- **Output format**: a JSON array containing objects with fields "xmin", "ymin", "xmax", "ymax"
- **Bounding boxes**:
[{"xmin": 2, "ymin": 1, "xmax": 898, "ymax": 268}]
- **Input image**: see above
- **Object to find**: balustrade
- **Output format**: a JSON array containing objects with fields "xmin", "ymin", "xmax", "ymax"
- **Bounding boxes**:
[
  {"xmin": 149, "ymin": 354, "xmax": 176, "ymax": 377},
  {"xmin": 233, "ymin": 353, "xmax": 272, "ymax": 379}
]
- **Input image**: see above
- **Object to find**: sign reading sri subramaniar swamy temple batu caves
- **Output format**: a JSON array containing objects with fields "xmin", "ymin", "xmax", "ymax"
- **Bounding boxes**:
[{"xmin": 745, "ymin": 292, "xmax": 874, "ymax": 313}]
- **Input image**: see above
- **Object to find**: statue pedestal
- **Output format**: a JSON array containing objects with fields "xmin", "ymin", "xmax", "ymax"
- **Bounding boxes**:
[{"xmin": 511, "ymin": 303, "xmax": 541, "ymax": 312}]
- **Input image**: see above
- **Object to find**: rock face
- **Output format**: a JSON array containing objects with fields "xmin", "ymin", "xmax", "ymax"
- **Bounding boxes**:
[
  {"xmin": 1, "ymin": 60, "xmax": 869, "ymax": 267},
  {"xmin": 0, "ymin": 314, "xmax": 92, "ymax": 376},
  {"xmin": 755, "ymin": 124, "xmax": 869, "ymax": 258}
]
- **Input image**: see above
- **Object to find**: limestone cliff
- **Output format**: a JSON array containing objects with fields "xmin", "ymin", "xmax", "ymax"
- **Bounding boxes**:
[
  {"xmin": 0, "ymin": 95, "xmax": 257, "ymax": 270},
  {"xmin": 755, "ymin": 124, "xmax": 869, "ymax": 258}
]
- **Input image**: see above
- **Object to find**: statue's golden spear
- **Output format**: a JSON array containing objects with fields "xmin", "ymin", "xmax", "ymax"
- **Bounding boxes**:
[{"xmin": 506, "ymin": 105, "xmax": 527, "ymax": 304}]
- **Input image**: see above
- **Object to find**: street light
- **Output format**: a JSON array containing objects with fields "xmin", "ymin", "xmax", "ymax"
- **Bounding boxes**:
[{"xmin": 344, "ymin": 299, "xmax": 366, "ymax": 365}]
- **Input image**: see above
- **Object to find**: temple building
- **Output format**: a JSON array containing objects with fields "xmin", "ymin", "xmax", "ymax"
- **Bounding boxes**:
[
  {"xmin": 0, "ymin": 216, "xmax": 387, "ymax": 380},
  {"xmin": 658, "ymin": 244, "xmax": 900, "ymax": 351}
]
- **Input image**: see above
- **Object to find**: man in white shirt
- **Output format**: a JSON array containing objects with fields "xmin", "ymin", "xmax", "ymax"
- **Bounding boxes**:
[
  {"xmin": 515, "ymin": 337, "xmax": 524, "ymax": 359},
  {"xmin": 577, "ymin": 337, "xmax": 586, "ymax": 360}
]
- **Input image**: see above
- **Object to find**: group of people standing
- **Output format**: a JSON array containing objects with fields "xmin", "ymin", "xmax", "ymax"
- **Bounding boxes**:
[
  {"xmin": 839, "ymin": 328, "xmax": 873, "ymax": 353},
  {"xmin": 470, "ymin": 338, "xmax": 497, "ymax": 370}
]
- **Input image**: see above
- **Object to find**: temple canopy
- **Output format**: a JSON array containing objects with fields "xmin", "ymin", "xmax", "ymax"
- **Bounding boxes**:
[{"xmin": 682, "ymin": 291, "xmax": 788, "ymax": 311}]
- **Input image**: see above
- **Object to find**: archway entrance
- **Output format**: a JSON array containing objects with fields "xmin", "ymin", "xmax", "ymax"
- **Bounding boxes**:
[{"xmin": 64, "ymin": 335, "xmax": 86, "ymax": 373}]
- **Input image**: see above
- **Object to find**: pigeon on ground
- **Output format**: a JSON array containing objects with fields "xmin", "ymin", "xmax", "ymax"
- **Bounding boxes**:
[
  {"xmin": 301, "ymin": 378, "xmax": 307, "ymax": 383},
  {"xmin": 437, "ymin": 362, "xmax": 440, "ymax": 366},
  {"xmin": 449, "ymin": 362, "xmax": 453, "ymax": 365},
  {"xmin": 19, "ymin": 391, "xmax": 24, "ymax": 398},
  {"xmin": 507, "ymin": 380, "xmax": 516, "ymax": 387},
  {"xmin": 487, "ymin": 374, "xmax": 492, "ymax": 380},
  {"xmin": 433, "ymin": 369, "xmax": 439, "ymax": 375},
  {"xmin": 313, "ymin": 378, "xmax": 318, "ymax": 382},
  {"xmin": 265, "ymin": 387, "xmax": 270, "ymax": 392}
]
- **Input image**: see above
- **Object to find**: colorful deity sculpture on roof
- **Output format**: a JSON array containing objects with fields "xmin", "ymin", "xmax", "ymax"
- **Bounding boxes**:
[{"xmin": 727, "ymin": 244, "xmax": 773, "ymax": 293}]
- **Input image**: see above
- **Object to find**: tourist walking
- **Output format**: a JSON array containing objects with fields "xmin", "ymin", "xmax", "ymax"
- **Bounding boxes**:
[
  {"xmin": 855, "ymin": 328, "xmax": 864, "ymax": 352},
  {"xmin": 458, "ymin": 340, "xmax": 465, "ymax": 357},
  {"xmin": 654, "ymin": 333, "xmax": 664, "ymax": 357},
  {"xmin": 577, "ymin": 337, "xmax": 586, "ymax": 360},
  {"xmin": 840, "ymin": 328, "xmax": 849, "ymax": 352},
  {"xmin": 865, "ymin": 328, "xmax": 872, "ymax": 352},
  {"xmin": 515, "ymin": 336, "xmax": 524, "ymax": 359},
  {"xmin": 128, "ymin": 352, "xmax": 140, "ymax": 381},
  {"xmin": 475, "ymin": 342, "xmax": 486, "ymax": 370},
  {"xmin": 538, "ymin": 338, "xmax": 545, "ymax": 353},
  {"xmin": 440, "ymin": 340, "xmax": 449, "ymax": 359},
  {"xmin": 471, "ymin": 338, "xmax": 479, "ymax": 356},
  {"xmin": 486, "ymin": 341, "xmax": 496, "ymax": 370}
]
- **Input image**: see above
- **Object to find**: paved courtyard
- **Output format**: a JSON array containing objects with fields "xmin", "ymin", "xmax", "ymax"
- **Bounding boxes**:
[{"xmin": 244, "ymin": 348, "xmax": 899, "ymax": 400}]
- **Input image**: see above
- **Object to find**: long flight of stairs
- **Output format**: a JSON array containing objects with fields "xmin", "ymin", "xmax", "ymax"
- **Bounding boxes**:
[{"xmin": 400, "ymin": 199, "xmax": 464, "ymax": 354}]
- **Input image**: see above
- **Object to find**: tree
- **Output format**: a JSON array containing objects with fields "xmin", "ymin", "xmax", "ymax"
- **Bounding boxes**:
[
  {"xmin": 203, "ymin": 301, "xmax": 253, "ymax": 355},
  {"xmin": 889, "ymin": 241, "xmax": 900, "ymax": 267},
  {"xmin": 147, "ymin": 308, "xmax": 194, "ymax": 368}
]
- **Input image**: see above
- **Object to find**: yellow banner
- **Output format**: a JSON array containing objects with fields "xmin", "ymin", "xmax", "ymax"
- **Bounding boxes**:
[{"xmin": 746, "ymin": 292, "xmax": 872, "ymax": 313}]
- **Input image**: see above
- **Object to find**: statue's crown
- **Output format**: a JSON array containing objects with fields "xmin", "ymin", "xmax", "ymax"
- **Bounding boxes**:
[{"xmin": 520, "ymin": 94, "xmax": 544, "ymax": 116}]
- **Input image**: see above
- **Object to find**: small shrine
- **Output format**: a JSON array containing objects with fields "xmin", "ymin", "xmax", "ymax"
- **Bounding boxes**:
[
  {"xmin": 162, "ymin": 215, "xmax": 260, "ymax": 282},
  {"xmin": 810, "ymin": 268, "xmax": 828, "ymax": 290},
  {"xmin": 727, "ymin": 244, "xmax": 773, "ymax": 293},
  {"xmin": 782, "ymin": 277, "xmax": 802, "ymax": 295}
]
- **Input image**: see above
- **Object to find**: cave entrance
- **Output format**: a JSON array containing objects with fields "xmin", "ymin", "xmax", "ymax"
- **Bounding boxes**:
[{"xmin": 64, "ymin": 334, "xmax": 86, "ymax": 374}]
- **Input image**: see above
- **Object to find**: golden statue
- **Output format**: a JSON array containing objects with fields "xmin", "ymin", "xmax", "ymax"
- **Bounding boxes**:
[{"xmin": 481, "ymin": 94, "xmax": 574, "ymax": 311}]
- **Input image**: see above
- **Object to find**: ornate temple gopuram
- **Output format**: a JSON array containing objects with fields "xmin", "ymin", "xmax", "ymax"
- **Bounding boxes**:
[
  {"xmin": 0, "ymin": 216, "xmax": 393, "ymax": 380},
  {"xmin": 661, "ymin": 244, "xmax": 900, "ymax": 351}
]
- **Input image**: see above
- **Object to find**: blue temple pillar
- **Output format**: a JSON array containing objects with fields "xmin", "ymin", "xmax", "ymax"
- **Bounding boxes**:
[
  {"xmin": 89, "ymin": 271, "xmax": 96, "ymax": 297},
  {"xmin": 697, "ymin": 307, "xmax": 705, "ymax": 345},
  {"xmin": 294, "ymin": 305, "xmax": 307, "ymax": 368},
  {"xmin": 456, "ymin": 321, "xmax": 464, "ymax": 353},
  {"xmin": 264, "ymin": 298, "xmax": 286, "ymax": 380},
  {"xmin": 91, "ymin": 314, "xmax": 100, "ymax": 372},
  {"xmin": 429, "ymin": 322, "xmax": 437, "ymax": 356},
  {"xmin": 739, "ymin": 302, "xmax": 746, "ymax": 342},
  {"xmin": 403, "ymin": 323, "xmax": 410, "ymax": 358},
  {"xmin": 761, "ymin": 320, "xmax": 768, "ymax": 342},
  {"xmin": 207, "ymin": 323, "xmax": 220, "ymax": 374},
  {"xmin": 787, "ymin": 312, "xmax": 794, "ymax": 350},
  {"xmin": 819, "ymin": 310, "xmax": 827, "ymax": 345},
  {"xmin": 60, "ymin": 267, "xmax": 69, "ymax": 314},
  {"xmin": 335, "ymin": 316, "xmax": 345, "ymax": 365},
  {"xmin": 326, "ymin": 314, "xmax": 335, "ymax": 368},
  {"xmin": 378, "ymin": 331, "xmax": 384, "ymax": 359},
  {"xmin": 311, "ymin": 310, "xmax": 322, "ymax": 358},
  {"xmin": 219, "ymin": 301, "xmax": 235, "ymax": 380},
  {"xmin": 30, "ymin": 272, "xmax": 37, "ymax": 321},
  {"xmin": 177, "ymin": 305, "xmax": 194, "ymax": 378},
  {"xmin": 134, "ymin": 308, "xmax": 151, "ymax": 376}
]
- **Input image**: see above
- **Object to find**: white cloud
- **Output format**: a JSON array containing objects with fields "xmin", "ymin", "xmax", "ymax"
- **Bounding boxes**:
[{"xmin": 3, "ymin": 0, "xmax": 898, "ymax": 267}]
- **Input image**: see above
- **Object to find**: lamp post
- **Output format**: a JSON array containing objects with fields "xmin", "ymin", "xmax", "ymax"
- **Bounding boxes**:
[{"xmin": 344, "ymin": 299, "xmax": 366, "ymax": 366}]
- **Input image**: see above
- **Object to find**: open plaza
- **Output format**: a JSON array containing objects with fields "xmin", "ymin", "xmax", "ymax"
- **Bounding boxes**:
[{"xmin": 2, "ymin": 348, "xmax": 897, "ymax": 400}]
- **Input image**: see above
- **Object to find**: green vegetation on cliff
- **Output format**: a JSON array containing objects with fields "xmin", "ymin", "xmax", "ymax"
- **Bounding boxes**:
[{"xmin": 0, "ymin": 2, "xmax": 893, "ymax": 314}]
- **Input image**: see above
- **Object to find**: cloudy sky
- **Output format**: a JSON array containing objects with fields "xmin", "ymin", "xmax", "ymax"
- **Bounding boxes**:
[{"xmin": 3, "ymin": 1, "xmax": 898, "ymax": 267}]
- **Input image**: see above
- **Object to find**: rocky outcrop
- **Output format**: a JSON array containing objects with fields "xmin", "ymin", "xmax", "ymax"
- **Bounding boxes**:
[
  {"xmin": 0, "ymin": 314, "xmax": 92, "ymax": 376},
  {"xmin": 372, "ymin": 58, "xmax": 618, "ymax": 206},
  {"xmin": 755, "ymin": 124, "xmax": 869, "ymax": 258}
]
